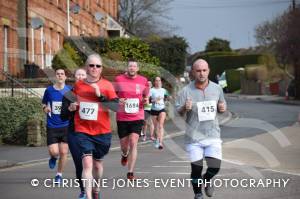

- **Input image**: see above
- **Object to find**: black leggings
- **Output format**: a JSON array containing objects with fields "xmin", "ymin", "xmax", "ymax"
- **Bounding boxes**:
[
  {"xmin": 190, "ymin": 157, "xmax": 221, "ymax": 194},
  {"xmin": 68, "ymin": 131, "xmax": 84, "ymax": 192}
]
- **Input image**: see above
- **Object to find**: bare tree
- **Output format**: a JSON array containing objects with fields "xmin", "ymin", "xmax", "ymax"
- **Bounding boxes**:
[
  {"xmin": 119, "ymin": 0, "xmax": 174, "ymax": 37},
  {"xmin": 255, "ymin": 6, "xmax": 300, "ymax": 99},
  {"xmin": 277, "ymin": 7, "xmax": 300, "ymax": 99}
]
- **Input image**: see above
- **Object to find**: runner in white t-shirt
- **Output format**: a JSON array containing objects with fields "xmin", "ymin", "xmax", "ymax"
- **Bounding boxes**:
[{"xmin": 150, "ymin": 76, "xmax": 170, "ymax": 150}]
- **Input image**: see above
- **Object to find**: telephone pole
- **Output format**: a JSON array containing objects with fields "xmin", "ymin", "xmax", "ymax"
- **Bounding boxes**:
[{"xmin": 292, "ymin": 0, "xmax": 296, "ymax": 10}]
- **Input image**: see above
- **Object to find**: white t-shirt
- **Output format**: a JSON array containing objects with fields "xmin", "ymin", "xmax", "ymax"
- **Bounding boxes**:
[{"xmin": 150, "ymin": 87, "xmax": 168, "ymax": 111}]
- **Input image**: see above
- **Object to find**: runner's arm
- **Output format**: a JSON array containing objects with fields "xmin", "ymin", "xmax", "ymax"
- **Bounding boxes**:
[
  {"xmin": 60, "ymin": 92, "xmax": 73, "ymax": 121},
  {"xmin": 175, "ymin": 89, "xmax": 189, "ymax": 116},
  {"xmin": 99, "ymin": 95, "xmax": 119, "ymax": 112}
]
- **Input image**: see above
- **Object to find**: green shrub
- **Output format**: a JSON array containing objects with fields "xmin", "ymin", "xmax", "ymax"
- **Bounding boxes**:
[
  {"xmin": 106, "ymin": 37, "xmax": 160, "ymax": 65},
  {"xmin": 205, "ymin": 37, "xmax": 232, "ymax": 52},
  {"xmin": 148, "ymin": 36, "xmax": 188, "ymax": 76},
  {"xmin": 64, "ymin": 36, "xmax": 159, "ymax": 64},
  {"xmin": 226, "ymin": 69, "xmax": 241, "ymax": 92},
  {"xmin": 52, "ymin": 43, "xmax": 84, "ymax": 70},
  {"xmin": 101, "ymin": 57, "xmax": 161, "ymax": 81},
  {"xmin": 0, "ymin": 97, "xmax": 46, "ymax": 145},
  {"xmin": 106, "ymin": 51, "xmax": 124, "ymax": 61}
]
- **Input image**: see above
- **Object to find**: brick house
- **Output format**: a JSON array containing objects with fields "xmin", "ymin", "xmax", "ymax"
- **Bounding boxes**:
[{"xmin": 0, "ymin": 0, "xmax": 124, "ymax": 79}]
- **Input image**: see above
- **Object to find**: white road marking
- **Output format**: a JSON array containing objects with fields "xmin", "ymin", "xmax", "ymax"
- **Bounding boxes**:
[
  {"xmin": 168, "ymin": 160, "xmax": 189, "ymax": 163},
  {"xmin": 262, "ymin": 168, "xmax": 300, "ymax": 177},
  {"xmin": 152, "ymin": 165, "xmax": 189, "ymax": 168},
  {"xmin": 222, "ymin": 158, "xmax": 245, "ymax": 166}
]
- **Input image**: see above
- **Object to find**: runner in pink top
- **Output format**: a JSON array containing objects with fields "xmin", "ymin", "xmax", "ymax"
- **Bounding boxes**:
[
  {"xmin": 115, "ymin": 73, "xmax": 149, "ymax": 121},
  {"xmin": 114, "ymin": 59, "xmax": 150, "ymax": 180}
]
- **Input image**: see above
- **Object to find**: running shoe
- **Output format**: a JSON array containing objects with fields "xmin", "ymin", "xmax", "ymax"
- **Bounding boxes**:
[
  {"xmin": 154, "ymin": 139, "xmax": 159, "ymax": 148},
  {"xmin": 48, "ymin": 157, "xmax": 57, "ymax": 169},
  {"xmin": 127, "ymin": 172, "xmax": 135, "ymax": 181},
  {"xmin": 204, "ymin": 184, "xmax": 214, "ymax": 197},
  {"xmin": 194, "ymin": 193, "xmax": 203, "ymax": 199},
  {"xmin": 142, "ymin": 135, "xmax": 147, "ymax": 142},
  {"xmin": 150, "ymin": 136, "xmax": 156, "ymax": 141},
  {"xmin": 121, "ymin": 154, "xmax": 128, "ymax": 166},
  {"xmin": 92, "ymin": 191, "xmax": 101, "ymax": 199},
  {"xmin": 78, "ymin": 191, "xmax": 86, "ymax": 199},
  {"xmin": 54, "ymin": 175, "xmax": 62, "ymax": 184},
  {"xmin": 158, "ymin": 145, "xmax": 163, "ymax": 150}
]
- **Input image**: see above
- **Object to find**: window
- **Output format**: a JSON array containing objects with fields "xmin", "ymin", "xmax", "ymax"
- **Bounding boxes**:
[
  {"xmin": 84, "ymin": 0, "xmax": 90, "ymax": 10},
  {"xmin": 3, "ymin": 26, "xmax": 8, "ymax": 72},
  {"xmin": 57, "ymin": 32, "xmax": 61, "ymax": 49},
  {"xmin": 31, "ymin": 28, "xmax": 35, "ymax": 62}
]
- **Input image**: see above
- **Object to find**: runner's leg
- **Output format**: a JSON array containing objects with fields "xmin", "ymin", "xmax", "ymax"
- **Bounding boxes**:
[
  {"xmin": 128, "ymin": 133, "xmax": 140, "ymax": 173},
  {"xmin": 151, "ymin": 115, "xmax": 158, "ymax": 144},
  {"xmin": 57, "ymin": 142, "xmax": 68, "ymax": 173},
  {"xmin": 48, "ymin": 143, "xmax": 59, "ymax": 158},
  {"xmin": 92, "ymin": 159, "xmax": 103, "ymax": 195},
  {"xmin": 82, "ymin": 155, "xmax": 93, "ymax": 199},
  {"xmin": 157, "ymin": 111, "xmax": 166, "ymax": 147},
  {"xmin": 120, "ymin": 136, "xmax": 129, "ymax": 156}
]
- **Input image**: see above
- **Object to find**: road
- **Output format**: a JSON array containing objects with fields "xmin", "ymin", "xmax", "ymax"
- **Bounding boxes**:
[{"xmin": 0, "ymin": 98, "xmax": 299, "ymax": 199}]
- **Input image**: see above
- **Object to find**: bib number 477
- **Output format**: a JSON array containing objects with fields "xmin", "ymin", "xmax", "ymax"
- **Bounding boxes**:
[
  {"xmin": 79, "ymin": 102, "xmax": 98, "ymax": 120},
  {"xmin": 81, "ymin": 108, "xmax": 95, "ymax": 115}
]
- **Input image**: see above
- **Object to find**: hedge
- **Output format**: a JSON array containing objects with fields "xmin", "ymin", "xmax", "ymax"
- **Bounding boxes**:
[
  {"xmin": 226, "ymin": 69, "xmax": 241, "ymax": 92},
  {"xmin": 0, "ymin": 97, "xmax": 46, "ymax": 145},
  {"xmin": 194, "ymin": 52, "xmax": 264, "ymax": 81}
]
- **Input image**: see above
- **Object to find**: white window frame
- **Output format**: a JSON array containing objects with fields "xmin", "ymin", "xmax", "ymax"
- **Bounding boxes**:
[{"xmin": 3, "ymin": 26, "xmax": 8, "ymax": 72}]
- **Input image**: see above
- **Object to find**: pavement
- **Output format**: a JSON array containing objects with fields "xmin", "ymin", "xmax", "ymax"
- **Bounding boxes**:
[{"xmin": 226, "ymin": 93, "xmax": 300, "ymax": 106}]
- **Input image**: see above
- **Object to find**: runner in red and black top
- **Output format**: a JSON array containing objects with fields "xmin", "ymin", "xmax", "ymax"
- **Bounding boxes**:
[
  {"xmin": 71, "ymin": 54, "xmax": 118, "ymax": 199},
  {"xmin": 114, "ymin": 59, "xmax": 150, "ymax": 180}
]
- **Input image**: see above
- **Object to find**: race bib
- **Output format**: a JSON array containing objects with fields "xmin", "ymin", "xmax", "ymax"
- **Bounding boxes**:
[
  {"xmin": 52, "ymin": 101, "xmax": 62, "ymax": 114},
  {"xmin": 125, "ymin": 98, "xmax": 139, "ymax": 113},
  {"xmin": 79, "ymin": 102, "xmax": 98, "ymax": 121},
  {"xmin": 197, "ymin": 100, "xmax": 217, "ymax": 122}
]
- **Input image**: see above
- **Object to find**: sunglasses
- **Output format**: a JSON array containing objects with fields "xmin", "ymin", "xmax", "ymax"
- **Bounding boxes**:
[{"xmin": 89, "ymin": 64, "xmax": 102, "ymax": 68}]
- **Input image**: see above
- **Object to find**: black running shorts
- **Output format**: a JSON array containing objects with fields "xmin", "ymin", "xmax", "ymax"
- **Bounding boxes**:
[
  {"xmin": 47, "ymin": 126, "xmax": 68, "ymax": 145},
  {"xmin": 117, "ymin": 120, "xmax": 144, "ymax": 139}
]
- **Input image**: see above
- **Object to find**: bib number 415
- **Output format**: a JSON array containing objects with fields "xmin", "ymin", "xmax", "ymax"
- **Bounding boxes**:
[
  {"xmin": 201, "ymin": 106, "xmax": 215, "ymax": 113},
  {"xmin": 197, "ymin": 100, "xmax": 217, "ymax": 122}
]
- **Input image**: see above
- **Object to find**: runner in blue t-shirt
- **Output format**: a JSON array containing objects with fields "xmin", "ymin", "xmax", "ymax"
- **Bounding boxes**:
[{"xmin": 42, "ymin": 68, "xmax": 71, "ymax": 184}]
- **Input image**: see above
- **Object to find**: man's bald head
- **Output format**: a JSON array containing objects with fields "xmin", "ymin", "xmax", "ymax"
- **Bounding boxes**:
[
  {"xmin": 191, "ymin": 59, "xmax": 210, "ymax": 84},
  {"xmin": 192, "ymin": 59, "xmax": 209, "ymax": 71}
]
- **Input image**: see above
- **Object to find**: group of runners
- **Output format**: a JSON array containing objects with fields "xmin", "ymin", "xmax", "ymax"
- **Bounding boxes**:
[{"xmin": 42, "ymin": 54, "xmax": 226, "ymax": 199}]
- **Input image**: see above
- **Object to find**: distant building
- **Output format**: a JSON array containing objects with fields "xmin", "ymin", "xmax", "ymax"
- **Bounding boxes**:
[{"xmin": 0, "ymin": 0, "xmax": 125, "ymax": 79}]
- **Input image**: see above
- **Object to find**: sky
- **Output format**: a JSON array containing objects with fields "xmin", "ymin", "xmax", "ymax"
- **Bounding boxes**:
[{"xmin": 168, "ymin": 0, "xmax": 294, "ymax": 53}]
